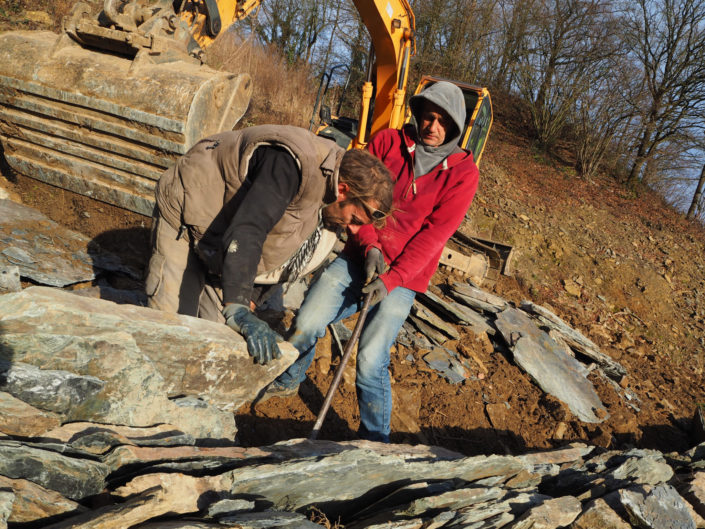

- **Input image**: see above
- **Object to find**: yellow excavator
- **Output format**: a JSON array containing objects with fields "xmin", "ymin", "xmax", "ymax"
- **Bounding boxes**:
[
  {"xmin": 314, "ymin": 0, "xmax": 493, "ymax": 166},
  {"xmin": 0, "ymin": 0, "xmax": 259, "ymax": 216}
]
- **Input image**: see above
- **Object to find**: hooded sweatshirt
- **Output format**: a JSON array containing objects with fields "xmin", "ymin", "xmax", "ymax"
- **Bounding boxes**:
[
  {"xmin": 409, "ymin": 81, "xmax": 466, "ymax": 177},
  {"xmin": 346, "ymin": 81, "xmax": 479, "ymax": 293}
]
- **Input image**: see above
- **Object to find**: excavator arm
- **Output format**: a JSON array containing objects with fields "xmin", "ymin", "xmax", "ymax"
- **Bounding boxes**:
[
  {"xmin": 350, "ymin": 0, "xmax": 415, "ymax": 148},
  {"xmin": 180, "ymin": 0, "xmax": 262, "ymax": 49}
]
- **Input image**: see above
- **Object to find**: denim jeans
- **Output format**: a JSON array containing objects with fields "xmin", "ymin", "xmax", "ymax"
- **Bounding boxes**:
[{"xmin": 275, "ymin": 255, "xmax": 416, "ymax": 442}]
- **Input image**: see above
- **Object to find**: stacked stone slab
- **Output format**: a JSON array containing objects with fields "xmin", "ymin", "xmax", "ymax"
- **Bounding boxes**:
[{"xmin": 1, "ymin": 427, "xmax": 705, "ymax": 528}]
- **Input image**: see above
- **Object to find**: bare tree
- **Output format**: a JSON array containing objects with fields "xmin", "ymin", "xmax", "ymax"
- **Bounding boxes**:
[
  {"xmin": 513, "ymin": 0, "xmax": 619, "ymax": 151},
  {"xmin": 411, "ymin": 0, "xmax": 498, "ymax": 83},
  {"xmin": 686, "ymin": 161, "xmax": 705, "ymax": 219},
  {"xmin": 621, "ymin": 0, "xmax": 705, "ymax": 187},
  {"xmin": 489, "ymin": 0, "xmax": 537, "ymax": 88},
  {"xmin": 256, "ymin": 0, "xmax": 335, "ymax": 64}
]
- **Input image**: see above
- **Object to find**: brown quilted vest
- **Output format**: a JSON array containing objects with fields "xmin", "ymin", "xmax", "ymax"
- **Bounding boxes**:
[{"xmin": 156, "ymin": 125, "xmax": 343, "ymax": 276}]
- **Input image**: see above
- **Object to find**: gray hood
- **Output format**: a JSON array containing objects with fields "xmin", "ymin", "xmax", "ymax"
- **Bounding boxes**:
[{"xmin": 408, "ymin": 81, "xmax": 466, "ymax": 177}]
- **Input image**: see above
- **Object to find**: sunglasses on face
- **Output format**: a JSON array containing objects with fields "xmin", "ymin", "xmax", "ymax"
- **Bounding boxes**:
[{"xmin": 359, "ymin": 200, "xmax": 388, "ymax": 221}]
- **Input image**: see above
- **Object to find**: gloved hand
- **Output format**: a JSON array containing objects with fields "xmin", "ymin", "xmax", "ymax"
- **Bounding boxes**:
[
  {"xmin": 364, "ymin": 247, "xmax": 386, "ymax": 284},
  {"xmin": 361, "ymin": 277, "xmax": 388, "ymax": 306},
  {"xmin": 223, "ymin": 303, "xmax": 283, "ymax": 365}
]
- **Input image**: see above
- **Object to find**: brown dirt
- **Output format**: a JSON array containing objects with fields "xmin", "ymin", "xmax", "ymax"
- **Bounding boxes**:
[{"xmin": 1, "ymin": 3, "xmax": 704, "ymax": 458}]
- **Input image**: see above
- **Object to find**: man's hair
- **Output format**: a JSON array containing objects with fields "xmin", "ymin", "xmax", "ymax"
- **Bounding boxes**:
[{"xmin": 338, "ymin": 148, "xmax": 394, "ymax": 226}]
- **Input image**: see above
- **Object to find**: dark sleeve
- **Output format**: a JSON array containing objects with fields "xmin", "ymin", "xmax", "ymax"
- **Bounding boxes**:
[{"xmin": 221, "ymin": 146, "xmax": 300, "ymax": 306}]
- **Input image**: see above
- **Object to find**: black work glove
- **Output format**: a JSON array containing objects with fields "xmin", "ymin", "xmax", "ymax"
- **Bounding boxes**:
[
  {"xmin": 223, "ymin": 303, "xmax": 283, "ymax": 365},
  {"xmin": 361, "ymin": 277, "xmax": 388, "ymax": 306},
  {"xmin": 364, "ymin": 247, "xmax": 386, "ymax": 283}
]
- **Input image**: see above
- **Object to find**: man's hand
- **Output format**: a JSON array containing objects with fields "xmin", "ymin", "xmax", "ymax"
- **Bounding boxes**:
[
  {"xmin": 364, "ymin": 247, "xmax": 386, "ymax": 284},
  {"xmin": 223, "ymin": 304, "xmax": 283, "ymax": 365},
  {"xmin": 361, "ymin": 278, "xmax": 388, "ymax": 306}
]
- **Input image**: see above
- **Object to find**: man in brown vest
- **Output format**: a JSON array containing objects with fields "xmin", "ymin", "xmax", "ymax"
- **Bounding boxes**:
[{"xmin": 146, "ymin": 125, "xmax": 393, "ymax": 365}]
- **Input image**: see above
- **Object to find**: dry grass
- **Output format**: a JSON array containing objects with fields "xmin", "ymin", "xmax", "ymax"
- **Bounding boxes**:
[
  {"xmin": 307, "ymin": 506, "xmax": 343, "ymax": 529},
  {"xmin": 0, "ymin": 0, "xmax": 73, "ymax": 31},
  {"xmin": 206, "ymin": 31, "xmax": 318, "ymax": 129}
]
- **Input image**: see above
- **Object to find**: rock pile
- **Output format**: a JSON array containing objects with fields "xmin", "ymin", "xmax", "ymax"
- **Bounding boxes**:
[
  {"xmin": 2, "ymin": 426, "xmax": 705, "ymax": 528},
  {"xmin": 2, "ymin": 190, "xmax": 705, "ymax": 528},
  {"xmin": 1, "ymin": 285, "xmax": 705, "ymax": 529}
]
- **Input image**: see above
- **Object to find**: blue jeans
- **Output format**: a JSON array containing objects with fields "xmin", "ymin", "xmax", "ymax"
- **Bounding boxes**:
[{"xmin": 275, "ymin": 255, "xmax": 416, "ymax": 442}]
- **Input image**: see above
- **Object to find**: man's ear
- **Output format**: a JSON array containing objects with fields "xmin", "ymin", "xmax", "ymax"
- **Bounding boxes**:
[{"xmin": 337, "ymin": 182, "xmax": 350, "ymax": 202}]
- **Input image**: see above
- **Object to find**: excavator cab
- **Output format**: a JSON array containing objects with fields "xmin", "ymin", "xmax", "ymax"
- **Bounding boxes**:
[
  {"xmin": 411, "ymin": 75, "xmax": 493, "ymax": 165},
  {"xmin": 313, "ymin": 74, "xmax": 493, "ymax": 167},
  {"xmin": 309, "ymin": 64, "xmax": 362, "ymax": 148}
]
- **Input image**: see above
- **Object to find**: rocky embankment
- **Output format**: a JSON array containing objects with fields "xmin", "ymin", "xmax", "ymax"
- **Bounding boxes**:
[
  {"xmin": 2, "ymin": 194, "xmax": 705, "ymax": 528},
  {"xmin": 2, "ymin": 424, "xmax": 705, "ymax": 528},
  {"xmin": 0, "ymin": 289, "xmax": 704, "ymax": 528}
]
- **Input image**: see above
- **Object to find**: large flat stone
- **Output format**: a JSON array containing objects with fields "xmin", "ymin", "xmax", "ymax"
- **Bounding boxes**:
[
  {"xmin": 0, "ymin": 287, "xmax": 297, "ymax": 439},
  {"xmin": 620, "ymin": 484, "xmax": 697, "ymax": 529},
  {"xmin": 495, "ymin": 307, "xmax": 607, "ymax": 423},
  {"xmin": 0, "ymin": 475, "xmax": 84, "ymax": 524},
  {"xmin": 0, "ymin": 198, "xmax": 138, "ymax": 287},
  {"xmin": 226, "ymin": 440, "xmax": 524, "ymax": 517},
  {"xmin": 519, "ymin": 301, "xmax": 626, "ymax": 378},
  {"xmin": 0, "ymin": 440, "xmax": 110, "ymax": 500}
]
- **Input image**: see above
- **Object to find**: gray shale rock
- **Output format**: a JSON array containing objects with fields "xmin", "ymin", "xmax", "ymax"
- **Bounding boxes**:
[
  {"xmin": 620, "ymin": 484, "xmax": 698, "ymax": 529},
  {"xmin": 0, "ymin": 198, "xmax": 139, "ymax": 287},
  {"xmin": 0, "ymin": 475, "xmax": 84, "ymax": 524},
  {"xmin": 495, "ymin": 306, "xmax": 608, "ymax": 423},
  {"xmin": 0, "ymin": 440, "xmax": 109, "ymax": 500},
  {"xmin": 0, "ymin": 286, "xmax": 298, "ymax": 440},
  {"xmin": 226, "ymin": 439, "xmax": 524, "ymax": 517},
  {"xmin": 0, "ymin": 359, "xmax": 105, "ymax": 413},
  {"xmin": 0, "ymin": 436, "xmax": 703, "ymax": 528}
]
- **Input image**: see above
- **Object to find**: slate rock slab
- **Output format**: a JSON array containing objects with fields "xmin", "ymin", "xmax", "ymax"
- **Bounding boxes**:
[
  {"xmin": 225, "ymin": 439, "xmax": 524, "ymax": 517},
  {"xmin": 495, "ymin": 306, "xmax": 607, "ymax": 423},
  {"xmin": 0, "ymin": 287, "xmax": 298, "ymax": 439},
  {"xmin": 0, "ymin": 359, "xmax": 104, "ymax": 413},
  {"xmin": 0, "ymin": 440, "xmax": 110, "ymax": 500},
  {"xmin": 0, "ymin": 475, "xmax": 84, "ymax": 524},
  {"xmin": 620, "ymin": 484, "xmax": 697, "ymax": 529},
  {"xmin": 0, "ymin": 198, "xmax": 138, "ymax": 287},
  {"xmin": 519, "ymin": 300, "xmax": 626, "ymax": 378},
  {"xmin": 0, "ymin": 391, "xmax": 61, "ymax": 437}
]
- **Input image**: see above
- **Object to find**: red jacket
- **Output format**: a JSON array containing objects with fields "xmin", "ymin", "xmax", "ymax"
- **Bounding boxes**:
[{"xmin": 346, "ymin": 125, "xmax": 479, "ymax": 293}]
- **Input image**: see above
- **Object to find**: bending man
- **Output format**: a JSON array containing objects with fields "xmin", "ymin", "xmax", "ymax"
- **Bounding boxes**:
[
  {"xmin": 146, "ymin": 125, "xmax": 394, "ymax": 365},
  {"xmin": 264, "ymin": 82, "xmax": 479, "ymax": 442}
]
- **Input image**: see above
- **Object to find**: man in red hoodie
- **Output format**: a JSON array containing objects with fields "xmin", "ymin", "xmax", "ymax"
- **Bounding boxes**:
[{"xmin": 265, "ymin": 81, "xmax": 479, "ymax": 442}]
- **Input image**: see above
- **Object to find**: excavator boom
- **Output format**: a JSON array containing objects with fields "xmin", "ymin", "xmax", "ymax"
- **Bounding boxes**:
[{"xmin": 350, "ymin": 0, "xmax": 415, "ymax": 147}]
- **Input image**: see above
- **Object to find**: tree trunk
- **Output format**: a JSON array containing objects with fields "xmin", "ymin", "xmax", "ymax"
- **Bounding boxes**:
[
  {"xmin": 687, "ymin": 162, "xmax": 705, "ymax": 219},
  {"xmin": 627, "ymin": 121, "xmax": 655, "ymax": 186}
]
